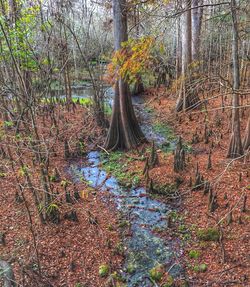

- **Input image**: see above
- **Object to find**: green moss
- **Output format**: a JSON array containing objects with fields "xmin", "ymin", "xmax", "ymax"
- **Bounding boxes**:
[
  {"xmin": 114, "ymin": 242, "xmax": 125, "ymax": 256},
  {"xmin": 101, "ymin": 151, "xmax": 140, "ymax": 187},
  {"xmin": 182, "ymin": 233, "xmax": 191, "ymax": 241},
  {"xmin": 149, "ymin": 265, "xmax": 164, "ymax": 282},
  {"xmin": 199, "ymin": 263, "xmax": 208, "ymax": 272},
  {"xmin": 41, "ymin": 96, "xmax": 93, "ymax": 106},
  {"xmin": 99, "ymin": 264, "xmax": 109, "ymax": 277},
  {"xmin": 189, "ymin": 224, "xmax": 198, "ymax": 231},
  {"xmin": 144, "ymin": 106, "xmax": 154, "ymax": 113},
  {"xmin": 162, "ymin": 275, "xmax": 174, "ymax": 287},
  {"xmin": 193, "ymin": 265, "xmax": 200, "ymax": 272},
  {"xmin": 49, "ymin": 175, "xmax": 56, "ymax": 182},
  {"xmin": 193, "ymin": 263, "xmax": 207, "ymax": 273},
  {"xmin": 106, "ymin": 271, "xmax": 126, "ymax": 286},
  {"xmin": 74, "ymin": 97, "xmax": 92, "ymax": 106},
  {"xmin": 189, "ymin": 250, "xmax": 201, "ymax": 259},
  {"xmin": 118, "ymin": 220, "xmax": 129, "ymax": 228},
  {"xmin": 101, "ymin": 151, "xmax": 125, "ymax": 182},
  {"xmin": 153, "ymin": 123, "xmax": 175, "ymax": 141},
  {"xmin": 183, "ymin": 143, "xmax": 193, "ymax": 153},
  {"xmin": 169, "ymin": 210, "xmax": 180, "ymax": 221},
  {"xmin": 107, "ymin": 224, "xmax": 115, "ymax": 231},
  {"xmin": 197, "ymin": 228, "xmax": 219, "ymax": 242},
  {"xmin": 178, "ymin": 224, "xmax": 188, "ymax": 232},
  {"xmin": 244, "ymin": 215, "xmax": 250, "ymax": 221},
  {"xmin": 156, "ymin": 248, "xmax": 162, "ymax": 256},
  {"xmin": 151, "ymin": 182, "xmax": 177, "ymax": 196},
  {"xmin": 127, "ymin": 263, "xmax": 136, "ymax": 274},
  {"xmin": 104, "ymin": 104, "xmax": 112, "ymax": 116},
  {"xmin": 110, "ymin": 271, "xmax": 124, "ymax": 282},
  {"xmin": 4, "ymin": 121, "xmax": 14, "ymax": 127},
  {"xmin": 132, "ymin": 175, "xmax": 140, "ymax": 186}
]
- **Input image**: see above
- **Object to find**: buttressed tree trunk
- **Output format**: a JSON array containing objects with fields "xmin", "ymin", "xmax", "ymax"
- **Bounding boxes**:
[
  {"xmin": 104, "ymin": 0, "xmax": 145, "ymax": 150},
  {"xmin": 227, "ymin": 0, "xmax": 243, "ymax": 158}
]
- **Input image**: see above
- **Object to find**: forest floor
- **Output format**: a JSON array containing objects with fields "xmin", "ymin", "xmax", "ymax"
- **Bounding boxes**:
[
  {"xmin": 93, "ymin": 86, "xmax": 250, "ymax": 286},
  {"xmin": 0, "ymin": 105, "xmax": 124, "ymax": 287},
  {"xmin": 0, "ymin": 87, "xmax": 249, "ymax": 287},
  {"xmin": 128, "ymin": 87, "xmax": 250, "ymax": 287}
]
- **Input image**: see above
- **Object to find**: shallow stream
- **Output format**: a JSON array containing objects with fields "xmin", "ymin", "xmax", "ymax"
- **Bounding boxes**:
[
  {"xmin": 68, "ymin": 85, "xmax": 182, "ymax": 286},
  {"xmin": 70, "ymin": 151, "xmax": 182, "ymax": 286}
]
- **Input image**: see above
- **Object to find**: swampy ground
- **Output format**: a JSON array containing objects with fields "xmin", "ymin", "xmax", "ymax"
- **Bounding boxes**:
[{"xmin": 0, "ymin": 88, "xmax": 249, "ymax": 287}]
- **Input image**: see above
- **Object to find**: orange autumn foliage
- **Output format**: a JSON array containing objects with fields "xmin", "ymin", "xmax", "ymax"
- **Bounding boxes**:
[{"xmin": 105, "ymin": 36, "xmax": 155, "ymax": 85}]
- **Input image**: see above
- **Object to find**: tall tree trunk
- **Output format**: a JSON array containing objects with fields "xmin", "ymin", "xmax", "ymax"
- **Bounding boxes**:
[
  {"xmin": 176, "ymin": 0, "xmax": 199, "ymax": 112},
  {"xmin": 192, "ymin": 0, "xmax": 203, "ymax": 61},
  {"xmin": 176, "ymin": 16, "xmax": 182, "ymax": 79},
  {"xmin": 104, "ymin": 0, "xmax": 145, "ymax": 150},
  {"xmin": 227, "ymin": 0, "xmax": 243, "ymax": 158},
  {"xmin": 182, "ymin": 0, "xmax": 192, "ymax": 76},
  {"xmin": 132, "ymin": 3, "xmax": 144, "ymax": 96},
  {"xmin": 243, "ymin": 116, "xmax": 250, "ymax": 151}
]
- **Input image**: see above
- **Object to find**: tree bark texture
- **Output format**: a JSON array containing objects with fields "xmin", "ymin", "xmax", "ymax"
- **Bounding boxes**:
[
  {"xmin": 181, "ymin": 0, "xmax": 192, "ymax": 76},
  {"xmin": 227, "ymin": 0, "xmax": 243, "ymax": 158},
  {"xmin": 192, "ymin": 0, "xmax": 203, "ymax": 60},
  {"xmin": 176, "ymin": 0, "xmax": 200, "ymax": 112},
  {"xmin": 243, "ymin": 116, "xmax": 250, "ymax": 151}
]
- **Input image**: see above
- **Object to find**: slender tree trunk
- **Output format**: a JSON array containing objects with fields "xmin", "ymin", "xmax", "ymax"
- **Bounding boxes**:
[
  {"xmin": 132, "ymin": 79, "xmax": 144, "ymax": 96},
  {"xmin": 176, "ymin": 16, "xmax": 182, "ymax": 79},
  {"xmin": 132, "ymin": 4, "xmax": 144, "ymax": 96},
  {"xmin": 182, "ymin": 0, "xmax": 192, "ymax": 76},
  {"xmin": 183, "ymin": 0, "xmax": 192, "ymax": 111},
  {"xmin": 192, "ymin": 0, "xmax": 203, "ymax": 61},
  {"xmin": 227, "ymin": 0, "xmax": 243, "ymax": 158},
  {"xmin": 176, "ymin": 0, "xmax": 200, "ymax": 112},
  {"xmin": 61, "ymin": 25, "xmax": 72, "ymax": 104},
  {"xmin": 104, "ymin": 0, "xmax": 145, "ymax": 150},
  {"xmin": 243, "ymin": 116, "xmax": 250, "ymax": 151}
]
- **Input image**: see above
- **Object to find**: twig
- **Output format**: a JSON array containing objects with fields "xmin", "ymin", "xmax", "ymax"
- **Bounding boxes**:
[
  {"xmin": 216, "ymin": 189, "xmax": 246, "ymax": 226},
  {"xmin": 97, "ymin": 145, "xmax": 110, "ymax": 155}
]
